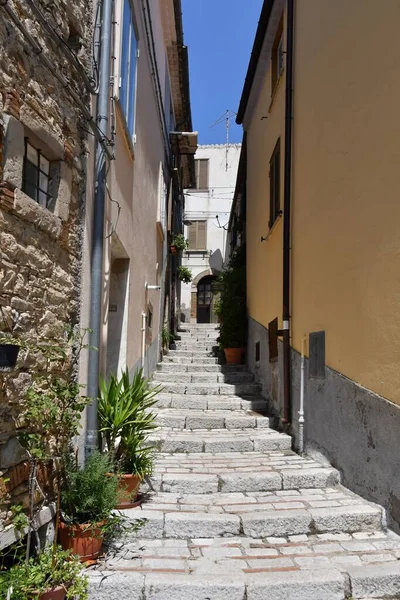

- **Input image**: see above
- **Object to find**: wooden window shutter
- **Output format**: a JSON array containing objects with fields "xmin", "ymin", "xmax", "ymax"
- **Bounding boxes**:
[
  {"xmin": 188, "ymin": 223, "xmax": 197, "ymax": 248},
  {"xmin": 198, "ymin": 159, "xmax": 209, "ymax": 189},
  {"xmin": 187, "ymin": 221, "xmax": 207, "ymax": 249},
  {"xmin": 197, "ymin": 221, "xmax": 207, "ymax": 249}
]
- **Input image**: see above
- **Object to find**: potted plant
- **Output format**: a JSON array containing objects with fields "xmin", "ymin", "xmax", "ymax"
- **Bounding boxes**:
[
  {"xmin": 170, "ymin": 233, "xmax": 188, "ymax": 254},
  {"xmin": 0, "ymin": 307, "xmax": 23, "ymax": 371},
  {"xmin": 161, "ymin": 326, "xmax": 174, "ymax": 353},
  {"xmin": 98, "ymin": 368, "xmax": 160, "ymax": 508},
  {"xmin": 218, "ymin": 246, "xmax": 247, "ymax": 364},
  {"xmin": 177, "ymin": 265, "xmax": 193, "ymax": 284},
  {"xmin": 0, "ymin": 546, "xmax": 88, "ymax": 600},
  {"xmin": 59, "ymin": 451, "xmax": 119, "ymax": 561}
]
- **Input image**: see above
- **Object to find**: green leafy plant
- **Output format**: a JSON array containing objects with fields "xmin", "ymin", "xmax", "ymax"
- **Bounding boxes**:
[
  {"xmin": 98, "ymin": 368, "xmax": 160, "ymax": 476},
  {"xmin": 177, "ymin": 265, "xmax": 193, "ymax": 284},
  {"xmin": 61, "ymin": 451, "xmax": 118, "ymax": 526},
  {"xmin": 0, "ymin": 546, "xmax": 88, "ymax": 599},
  {"xmin": 218, "ymin": 246, "xmax": 247, "ymax": 349},
  {"xmin": 161, "ymin": 326, "xmax": 174, "ymax": 351},
  {"xmin": 170, "ymin": 233, "xmax": 188, "ymax": 252},
  {"xmin": 17, "ymin": 328, "xmax": 93, "ymax": 460}
]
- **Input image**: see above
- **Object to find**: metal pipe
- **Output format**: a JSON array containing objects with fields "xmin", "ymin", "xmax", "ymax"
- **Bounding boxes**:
[
  {"xmin": 0, "ymin": 1, "xmax": 112, "ymax": 160},
  {"xmin": 85, "ymin": 0, "xmax": 114, "ymax": 458},
  {"xmin": 298, "ymin": 336, "xmax": 306, "ymax": 453},
  {"xmin": 282, "ymin": 0, "xmax": 295, "ymax": 424}
]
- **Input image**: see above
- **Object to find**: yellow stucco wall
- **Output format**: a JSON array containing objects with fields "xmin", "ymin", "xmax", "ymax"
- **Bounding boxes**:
[
  {"xmin": 246, "ymin": 13, "xmax": 286, "ymax": 331},
  {"xmin": 246, "ymin": 0, "xmax": 400, "ymax": 405},
  {"xmin": 292, "ymin": 0, "xmax": 400, "ymax": 404}
]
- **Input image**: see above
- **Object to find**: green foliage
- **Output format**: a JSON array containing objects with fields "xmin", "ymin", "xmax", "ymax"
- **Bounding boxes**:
[
  {"xmin": 18, "ymin": 328, "xmax": 93, "ymax": 460},
  {"xmin": 171, "ymin": 234, "xmax": 188, "ymax": 251},
  {"xmin": 0, "ymin": 547, "xmax": 88, "ymax": 599},
  {"xmin": 61, "ymin": 451, "xmax": 118, "ymax": 525},
  {"xmin": 218, "ymin": 246, "xmax": 247, "ymax": 349},
  {"xmin": 161, "ymin": 327, "xmax": 174, "ymax": 350},
  {"xmin": 98, "ymin": 369, "xmax": 160, "ymax": 476},
  {"xmin": 177, "ymin": 266, "xmax": 193, "ymax": 284}
]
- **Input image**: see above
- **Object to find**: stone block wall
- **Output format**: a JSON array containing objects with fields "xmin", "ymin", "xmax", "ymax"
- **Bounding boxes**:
[{"xmin": 0, "ymin": 0, "xmax": 92, "ymax": 534}]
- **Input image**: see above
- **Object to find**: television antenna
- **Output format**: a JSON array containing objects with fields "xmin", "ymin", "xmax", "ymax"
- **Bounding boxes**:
[{"xmin": 210, "ymin": 109, "xmax": 237, "ymax": 171}]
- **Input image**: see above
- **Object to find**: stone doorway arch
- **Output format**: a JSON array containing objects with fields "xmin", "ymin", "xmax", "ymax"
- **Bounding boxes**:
[{"xmin": 190, "ymin": 268, "xmax": 221, "ymax": 323}]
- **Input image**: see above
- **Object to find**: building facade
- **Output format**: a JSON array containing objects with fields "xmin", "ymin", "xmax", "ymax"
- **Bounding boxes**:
[
  {"xmin": 180, "ymin": 144, "xmax": 240, "ymax": 324},
  {"xmin": 79, "ymin": 0, "xmax": 195, "ymax": 457},
  {"xmin": 0, "ymin": 0, "xmax": 92, "ymax": 535},
  {"xmin": 237, "ymin": 0, "xmax": 400, "ymax": 530}
]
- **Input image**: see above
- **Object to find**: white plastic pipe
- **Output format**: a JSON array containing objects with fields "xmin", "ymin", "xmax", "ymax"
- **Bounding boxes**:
[
  {"xmin": 141, "ymin": 312, "xmax": 147, "ymax": 369},
  {"xmin": 299, "ymin": 336, "xmax": 306, "ymax": 454}
]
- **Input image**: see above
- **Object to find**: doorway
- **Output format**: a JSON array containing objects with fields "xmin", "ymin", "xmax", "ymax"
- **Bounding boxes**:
[{"xmin": 196, "ymin": 275, "xmax": 215, "ymax": 323}]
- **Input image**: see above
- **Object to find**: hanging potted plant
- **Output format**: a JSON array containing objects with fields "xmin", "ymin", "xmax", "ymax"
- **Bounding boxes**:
[
  {"xmin": 0, "ymin": 307, "xmax": 24, "ymax": 371},
  {"xmin": 218, "ymin": 246, "xmax": 247, "ymax": 364},
  {"xmin": 177, "ymin": 265, "xmax": 193, "ymax": 284},
  {"xmin": 59, "ymin": 451, "xmax": 119, "ymax": 561},
  {"xmin": 0, "ymin": 547, "xmax": 88, "ymax": 600},
  {"xmin": 170, "ymin": 233, "xmax": 188, "ymax": 254},
  {"xmin": 98, "ymin": 368, "xmax": 160, "ymax": 508}
]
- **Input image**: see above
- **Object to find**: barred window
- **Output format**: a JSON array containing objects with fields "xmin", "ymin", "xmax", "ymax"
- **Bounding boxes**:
[{"xmin": 23, "ymin": 139, "xmax": 52, "ymax": 209}]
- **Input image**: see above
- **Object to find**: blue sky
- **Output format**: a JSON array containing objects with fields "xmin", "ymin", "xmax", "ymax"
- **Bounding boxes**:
[{"xmin": 182, "ymin": 0, "xmax": 263, "ymax": 145}]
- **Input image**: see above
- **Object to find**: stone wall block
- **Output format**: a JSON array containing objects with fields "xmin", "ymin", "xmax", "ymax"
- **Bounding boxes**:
[
  {"xmin": 3, "ymin": 115, "xmax": 24, "ymax": 189},
  {"xmin": 4, "ymin": 89, "xmax": 21, "ymax": 120}
]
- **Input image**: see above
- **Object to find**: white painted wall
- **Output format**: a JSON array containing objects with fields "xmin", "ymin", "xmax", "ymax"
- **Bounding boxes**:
[{"xmin": 180, "ymin": 144, "xmax": 241, "ymax": 322}]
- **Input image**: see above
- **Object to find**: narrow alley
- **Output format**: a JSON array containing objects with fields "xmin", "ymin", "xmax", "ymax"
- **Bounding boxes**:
[
  {"xmin": 1, "ymin": 0, "xmax": 400, "ymax": 598},
  {"xmin": 88, "ymin": 325, "xmax": 400, "ymax": 599}
]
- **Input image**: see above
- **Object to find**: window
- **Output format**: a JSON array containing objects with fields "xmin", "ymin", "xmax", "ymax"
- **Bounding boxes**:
[
  {"xmin": 271, "ymin": 17, "xmax": 284, "ymax": 93},
  {"xmin": 22, "ymin": 139, "xmax": 52, "ymax": 209},
  {"xmin": 187, "ymin": 220, "xmax": 207, "ymax": 250},
  {"xmin": 194, "ymin": 159, "xmax": 209, "ymax": 190},
  {"xmin": 269, "ymin": 139, "xmax": 281, "ymax": 228},
  {"xmin": 119, "ymin": 0, "xmax": 138, "ymax": 137}
]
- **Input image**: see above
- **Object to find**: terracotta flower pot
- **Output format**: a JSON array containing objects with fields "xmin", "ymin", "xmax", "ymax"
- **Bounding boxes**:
[
  {"xmin": 38, "ymin": 586, "xmax": 66, "ymax": 600},
  {"xmin": 115, "ymin": 473, "xmax": 142, "ymax": 509},
  {"xmin": 59, "ymin": 521, "xmax": 104, "ymax": 562},
  {"xmin": 224, "ymin": 347, "xmax": 244, "ymax": 364},
  {"xmin": 170, "ymin": 245, "xmax": 178, "ymax": 254}
]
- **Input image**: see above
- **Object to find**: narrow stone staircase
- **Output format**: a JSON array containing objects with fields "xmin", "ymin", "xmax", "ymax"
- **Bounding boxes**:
[{"xmin": 89, "ymin": 324, "xmax": 400, "ymax": 600}]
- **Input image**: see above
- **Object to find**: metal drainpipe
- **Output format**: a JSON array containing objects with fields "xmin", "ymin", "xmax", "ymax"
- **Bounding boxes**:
[
  {"xmin": 85, "ymin": 0, "xmax": 114, "ymax": 459},
  {"xmin": 282, "ymin": 0, "xmax": 294, "ymax": 424}
]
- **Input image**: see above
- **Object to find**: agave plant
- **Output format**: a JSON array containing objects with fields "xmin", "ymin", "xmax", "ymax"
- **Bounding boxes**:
[{"xmin": 98, "ymin": 368, "xmax": 161, "ymax": 475}]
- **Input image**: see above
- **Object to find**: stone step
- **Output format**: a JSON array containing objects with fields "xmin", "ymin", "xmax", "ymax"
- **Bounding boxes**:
[
  {"xmin": 179, "ymin": 324, "xmax": 219, "ymax": 330},
  {"xmin": 155, "ymin": 408, "xmax": 270, "ymax": 430},
  {"xmin": 89, "ymin": 532, "xmax": 400, "ymax": 599},
  {"xmin": 177, "ymin": 334, "xmax": 219, "ymax": 341},
  {"xmin": 174, "ymin": 344, "xmax": 218, "ymax": 352},
  {"xmin": 157, "ymin": 363, "xmax": 249, "ymax": 373},
  {"xmin": 147, "ymin": 427, "xmax": 292, "ymax": 453},
  {"xmin": 146, "ymin": 450, "xmax": 339, "ymax": 494},
  {"xmin": 122, "ymin": 488, "xmax": 383, "ymax": 540},
  {"xmin": 153, "ymin": 371, "xmax": 254, "ymax": 384},
  {"xmin": 153, "ymin": 381, "xmax": 262, "ymax": 396},
  {"xmin": 168, "ymin": 350, "xmax": 217, "ymax": 357},
  {"xmin": 163, "ymin": 355, "xmax": 219, "ymax": 364},
  {"xmin": 155, "ymin": 393, "xmax": 268, "ymax": 412}
]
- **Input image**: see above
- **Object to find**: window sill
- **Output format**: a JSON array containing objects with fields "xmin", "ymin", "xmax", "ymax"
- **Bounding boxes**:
[
  {"xmin": 14, "ymin": 189, "xmax": 61, "ymax": 240},
  {"xmin": 115, "ymin": 98, "xmax": 135, "ymax": 160},
  {"xmin": 269, "ymin": 70, "xmax": 285, "ymax": 113},
  {"xmin": 264, "ymin": 212, "xmax": 282, "ymax": 242}
]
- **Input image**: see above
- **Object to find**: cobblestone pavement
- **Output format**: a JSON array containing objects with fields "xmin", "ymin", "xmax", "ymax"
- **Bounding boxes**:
[{"xmin": 88, "ymin": 324, "xmax": 400, "ymax": 599}]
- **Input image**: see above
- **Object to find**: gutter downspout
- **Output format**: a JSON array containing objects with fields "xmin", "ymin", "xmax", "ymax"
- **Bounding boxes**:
[
  {"xmin": 282, "ymin": 0, "xmax": 294, "ymax": 424},
  {"xmin": 85, "ymin": 0, "xmax": 114, "ymax": 458}
]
